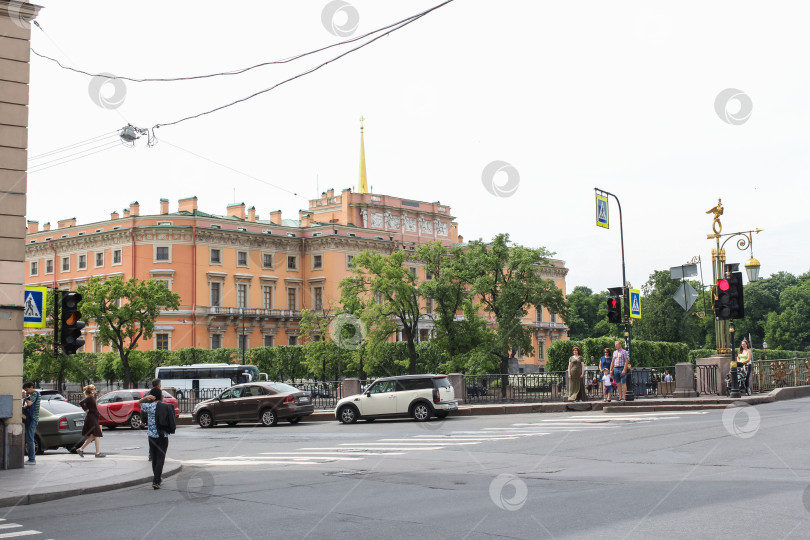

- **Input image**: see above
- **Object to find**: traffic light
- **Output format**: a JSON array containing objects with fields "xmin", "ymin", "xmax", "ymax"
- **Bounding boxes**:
[
  {"xmin": 60, "ymin": 291, "xmax": 85, "ymax": 354},
  {"xmin": 715, "ymin": 272, "xmax": 744, "ymax": 320},
  {"xmin": 607, "ymin": 297, "xmax": 622, "ymax": 323}
]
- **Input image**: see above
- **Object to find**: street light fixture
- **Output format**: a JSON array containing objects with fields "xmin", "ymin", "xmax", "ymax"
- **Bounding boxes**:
[{"xmin": 745, "ymin": 256, "xmax": 761, "ymax": 283}]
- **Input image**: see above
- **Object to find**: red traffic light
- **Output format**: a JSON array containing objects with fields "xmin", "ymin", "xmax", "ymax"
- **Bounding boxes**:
[
  {"xmin": 717, "ymin": 279, "xmax": 730, "ymax": 292},
  {"xmin": 610, "ymin": 299, "xmax": 618, "ymax": 309}
]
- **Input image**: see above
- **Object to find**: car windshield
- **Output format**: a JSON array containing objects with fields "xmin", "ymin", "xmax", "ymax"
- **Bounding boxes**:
[
  {"xmin": 267, "ymin": 383, "xmax": 299, "ymax": 394},
  {"xmin": 42, "ymin": 400, "xmax": 83, "ymax": 414}
]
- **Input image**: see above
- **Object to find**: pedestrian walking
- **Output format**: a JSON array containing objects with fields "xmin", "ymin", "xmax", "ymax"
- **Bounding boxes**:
[
  {"xmin": 602, "ymin": 369, "xmax": 613, "ymax": 402},
  {"xmin": 76, "ymin": 384, "xmax": 105, "ymax": 458},
  {"xmin": 567, "ymin": 346, "xmax": 587, "ymax": 402},
  {"xmin": 738, "ymin": 340, "xmax": 753, "ymax": 394},
  {"xmin": 147, "ymin": 378, "xmax": 161, "ymax": 462},
  {"xmin": 22, "ymin": 382, "xmax": 40, "ymax": 465},
  {"xmin": 139, "ymin": 387, "xmax": 170, "ymax": 489},
  {"xmin": 610, "ymin": 340, "xmax": 629, "ymax": 402}
]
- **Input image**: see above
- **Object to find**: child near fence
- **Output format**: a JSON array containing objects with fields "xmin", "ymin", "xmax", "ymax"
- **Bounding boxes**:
[{"xmin": 602, "ymin": 369, "xmax": 613, "ymax": 403}]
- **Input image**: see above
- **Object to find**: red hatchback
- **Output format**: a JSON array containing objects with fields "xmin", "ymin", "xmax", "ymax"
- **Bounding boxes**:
[{"xmin": 96, "ymin": 389, "xmax": 180, "ymax": 429}]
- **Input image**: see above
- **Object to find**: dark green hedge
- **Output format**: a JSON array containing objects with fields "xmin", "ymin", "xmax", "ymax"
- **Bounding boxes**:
[{"xmin": 547, "ymin": 339, "xmax": 689, "ymax": 372}]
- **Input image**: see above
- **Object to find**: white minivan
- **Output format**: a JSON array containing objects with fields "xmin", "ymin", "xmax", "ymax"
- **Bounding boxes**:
[{"xmin": 335, "ymin": 374, "xmax": 458, "ymax": 424}]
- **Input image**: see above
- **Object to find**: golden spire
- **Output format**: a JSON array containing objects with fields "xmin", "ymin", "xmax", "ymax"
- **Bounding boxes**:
[{"xmin": 358, "ymin": 116, "xmax": 368, "ymax": 194}]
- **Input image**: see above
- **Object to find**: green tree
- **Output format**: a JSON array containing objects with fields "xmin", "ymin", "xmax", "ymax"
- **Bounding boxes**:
[
  {"xmin": 464, "ymin": 234, "xmax": 566, "ymax": 394},
  {"xmin": 340, "ymin": 250, "xmax": 423, "ymax": 374},
  {"xmin": 632, "ymin": 270, "xmax": 709, "ymax": 348},
  {"xmin": 78, "ymin": 276, "xmax": 180, "ymax": 388},
  {"xmin": 736, "ymin": 271, "xmax": 799, "ymax": 348},
  {"xmin": 764, "ymin": 274, "xmax": 810, "ymax": 350},
  {"xmin": 565, "ymin": 286, "xmax": 612, "ymax": 340}
]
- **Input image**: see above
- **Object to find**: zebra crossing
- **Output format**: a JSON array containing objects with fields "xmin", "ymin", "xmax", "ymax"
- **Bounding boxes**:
[
  {"xmin": 0, "ymin": 519, "xmax": 45, "ymax": 538},
  {"xmin": 183, "ymin": 411, "xmax": 707, "ymax": 468}
]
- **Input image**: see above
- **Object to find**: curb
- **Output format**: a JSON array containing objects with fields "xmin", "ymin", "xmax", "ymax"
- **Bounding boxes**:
[{"xmin": 0, "ymin": 459, "xmax": 182, "ymax": 508}]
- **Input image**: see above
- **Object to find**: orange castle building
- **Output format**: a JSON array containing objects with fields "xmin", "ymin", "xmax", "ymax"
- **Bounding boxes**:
[{"xmin": 24, "ymin": 125, "xmax": 568, "ymax": 371}]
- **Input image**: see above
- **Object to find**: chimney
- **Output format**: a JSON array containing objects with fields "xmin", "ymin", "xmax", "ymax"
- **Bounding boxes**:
[
  {"xmin": 57, "ymin": 218, "xmax": 77, "ymax": 229},
  {"xmin": 178, "ymin": 196, "xmax": 198, "ymax": 213},
  {"xmin": 458, "ymin": 235, "xmax": 464, "ymax": 244},
  {"xmin": 227, "ymin": 202, "xmax": 246, "ymax": 220},
  {"xmin": 27, "ymin": 220, "xmax": 38, "ymax": 234},
  {"xmin": 247, "ymin": 206, "xmax": 256, "ymax": 222},
  {"xmin": 269, "ymin": 210, "xmax": 282, "ymax": 225},
  {"xmin": 129, "ymin": 201, "xmax": 140, "ymax": 217},
  {"xmin": 160, "ymin": 198, "xmax": 169, "ymax": 215},
  {"xmin": 123, "ymin": 209, "xmax": 130, "ymax": 218},
  {"xmin": 327, "ymin": 188, "xmax": 335, "ymax": 198},
  {"xmin": 110, "ymin": 211, "xmax": 119, "ymax": 220},
  {"xmin": 43, "ymin": 222, "xmax": 51, "ymax": 232},
  {"xmin": 300, "ymin": 212, "xmax": 311, "ymax": 227}
]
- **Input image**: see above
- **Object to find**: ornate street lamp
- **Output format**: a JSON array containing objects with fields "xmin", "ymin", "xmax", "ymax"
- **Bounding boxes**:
[{"xmin": 745, "ymin": 256, "xmax": 761, "ymax": 283}]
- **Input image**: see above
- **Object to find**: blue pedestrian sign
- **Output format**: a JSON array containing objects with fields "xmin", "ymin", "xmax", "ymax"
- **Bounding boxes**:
[
  {"xmin": 596, "ymin": 194, "xmax": 609, "ymax": 229},
  {"xmin": 23, "ymin": 286, "xmax": 47, "ymax": 328},
  {"xmin": 629, "ymin": 289, "xmax": 641, "ymax": 319}
]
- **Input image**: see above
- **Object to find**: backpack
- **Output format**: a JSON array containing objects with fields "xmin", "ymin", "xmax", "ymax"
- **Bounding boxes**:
[{"xmin": 155, "ymin": 401, "xmax": 176, "ymax": 435}]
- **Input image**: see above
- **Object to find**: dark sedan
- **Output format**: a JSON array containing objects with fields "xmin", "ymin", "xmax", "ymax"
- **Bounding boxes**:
[
  {"xmin": 26, "ymin": 400, "xmax": 86, "ymax": 455},
  {"xmin": 193, "ymin": 382, "xmax": 315, "ymax": 427}
]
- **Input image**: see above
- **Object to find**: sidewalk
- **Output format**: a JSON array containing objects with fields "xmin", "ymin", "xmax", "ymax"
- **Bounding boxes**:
[{"xmin": 0, "ymin": 454, "xmax": 181, "ymax": 508}]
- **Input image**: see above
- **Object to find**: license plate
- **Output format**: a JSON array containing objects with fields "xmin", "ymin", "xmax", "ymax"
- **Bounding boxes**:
[
  {"xmin": 299, "ymin": 397, "xmax": 310, "ymax": 403},
  {"xmin": 75, "ymin": 420, "xmax": 84, "ymax": 427}
]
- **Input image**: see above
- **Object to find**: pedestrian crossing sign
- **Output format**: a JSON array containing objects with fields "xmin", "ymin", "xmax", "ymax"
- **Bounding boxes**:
[
  {"xmin": 629, "ymin": 289, "xmax": 641, "ymax": 319},
  {"xmin": 596, "ymin": 194, "xmax": 609, "ymax": 229},
  {"xmin": 23, "ymin": 286, "xmax": 47, "ymax": 328}
]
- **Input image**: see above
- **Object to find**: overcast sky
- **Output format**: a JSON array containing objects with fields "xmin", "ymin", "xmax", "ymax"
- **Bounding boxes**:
[{"xmin": 26, "ymin": 1, "xmax": 810, "ymax": 294}]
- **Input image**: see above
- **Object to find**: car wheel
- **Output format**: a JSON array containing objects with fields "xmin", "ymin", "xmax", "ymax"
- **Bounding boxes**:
[
  {"xmin": 338, "ymin": 405, "xmax": 359, "ymax": 424},
  {"xmin": 412, "ymin": 402, "xmax": 432, "ymax": 422},
  {"xmin": 198, "ymin": 410, "xmax": 214, "ymax": 428},
  {"xmin": 435, "ymin": 411, "xmax": 449, "ymax": 419},
  {"xmin": 129, "ymin": 413, "xmax": 142, "ymax": 430},
  {"xmin": 33, "ymin": 435, "xmax": 43, "ymax": 455},
  {"xmin": 260, "ymin": 408, "xmax": 278, "ymax": 427},
  {"xmin": 288, "ymin": 417, "xmax": 301, "ymax": 424}
]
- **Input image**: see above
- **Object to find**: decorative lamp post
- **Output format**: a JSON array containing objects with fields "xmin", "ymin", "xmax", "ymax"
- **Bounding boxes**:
[
  {"xmin": 762, "ymin": 340, "xmax": 768, "ymax": 360},
  {"xmin": 745, "ymin": 257, "xmax": 761, "ymax": 283}
]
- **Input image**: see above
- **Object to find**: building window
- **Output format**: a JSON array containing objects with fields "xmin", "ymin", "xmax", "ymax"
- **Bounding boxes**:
[
  {"xmin": 313, "ymin": 286, "xmax": 323, "ymax": 311},
  {"xmin": 263, "ymin": 286, "xmax": 273, "ymax": 309},
  {"xmin": 93, "ymin": 337, "xmax": 102, "ymax": 353},
  {"xmin": 113, "ymin": 249, "xmax": 122, "ymax": 265},
  {"xmin": 375, "ymin": 292, "xmax": 383, "ymax": 305},
  {"xmin": 95, "ymin": 252, "xmax": 104, "ymax": 268},
  {"xmin": 237, "ymin": 251, "xmax": 248, "ymax": 266},
  {"xmin": 30, "ymin": 261, "xmax": 38, "ymax": 276},
  {"xmin": 536, "ymin": 305, "xmax": 544, "ymax": 323},
  {"xmin": 551, "ymin": 312, "xmax": 557, "ymax": 323},
  {"xmin": 287, "ymin": 256, "xmax": 297, "ymax": 270},
  {"xmin": 263, "ymin": 335, "xmax": 275, "ymax": 347},
  {"xmin": 263, "ymin": 253, "xmax": 273, "ymax": 269},
  {"xmin": 537, "ymin": 342, "xmax": 545, "ymax": 361},
  {"xmin": 237, "ymin": 284, "xmax": 248, "ymax": 308},
  {"xmin": 425, "ymin": 298, "xmax": 433, "ymax": 314},
  {"xmin": 156, "ymin": 246, "xmax": 170, "ymax": 261},
  {"xmin": 313, "ymin": 254, "xmax": 323, "ymax": 269},
  {"xmin": 155, "ymin": 333, "xmax": 169, "ymax": 350},
  {"xmin": 409, "ymin": 267, "xmax": 417, "ymax": 276},
  {"xmin": 288, "ymin": 335, "xmax": 298, "ymax": 346},
  {"xmin": 210, "ymin": 248, "xmax": 221, "ymax": 264},
  {"xmin": 61, "ymin": 256, "xmax": 70, "ymax": 272},
  {"xmin": 346, "ymin": 255, "xmax": 354, "ymax": 269},
  {"xmin": 210, "ymin": 282, "xmax": 221, "ymax": 307},
  {"xmin": 287, "ymin": 288, "xmax": 296, "ymax": 310},
  {"xmin": 46, "ymin": 259, "xmax": 54, "ymax": 274},
  {"xmin": 155, "ymin": 279, "xmax": 171, "ymax": 290},
  {"xmin": 78, "ymin": 254, "xmax": 87, "ymax": 270},
  {"xmin": 211, "ymin": 334, "xmax": 222, "ymax": 349},
  {"xmin": 238, "ymin": 334, "xmax": 248, "ymax": 353}
]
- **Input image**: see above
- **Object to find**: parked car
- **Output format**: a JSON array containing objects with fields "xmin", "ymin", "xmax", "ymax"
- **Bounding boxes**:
[
  {"xmin": 37, "ymin": 390, "xmax": 68, "ymax": 402},
  {"xmin": 335, "ymin": 374, "xmax": 458, "ymax": 424},
  {"xmin": 466, "ymin": 380, "xmax": 489, "ymax": 397},
  {"xmin": 193, "ymin": 382, "xmax": 315, "ymax": 428},
  {"xmin": 297, "ymin": 384, "xmax": 333, "ymax": 398},
  {"xmin": 96, "ymin": 389, "xmax": 180, "ymax": 429},
  {"xmin": 26, "ymin": 400, "xmax": 86, "ymax": 455}
]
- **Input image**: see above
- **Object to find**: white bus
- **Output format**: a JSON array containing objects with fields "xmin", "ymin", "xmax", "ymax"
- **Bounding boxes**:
[{"xmin": 154, "ymin": 363, "xmax": 268, "ymax": 399}]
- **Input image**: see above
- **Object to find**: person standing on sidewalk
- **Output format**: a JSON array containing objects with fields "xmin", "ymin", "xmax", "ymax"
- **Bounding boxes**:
[
  {"xmin": 610, "ymin": 340, "xmax": 629, "ymax": 402},
  {"xmin": 22, "ymin": 382, "xmax": 40, "ymax": 465},
  {"xmin": 567, "ymin": 347, "xmax": 587, "ymax": 402},
  {"xmin": 738, "ymin": 340, "xmax": 753, "ymax": 395},
  {"xmin": 76, "ymin": 385, "xmax": 105, "ymax": 458},
  {"xmin": 599, "ymin": 348, "xmax": 613, "ymax": 394},
  {"xmin": 139, "ymin": 388, "xmax": 169, "ymax": 489}
]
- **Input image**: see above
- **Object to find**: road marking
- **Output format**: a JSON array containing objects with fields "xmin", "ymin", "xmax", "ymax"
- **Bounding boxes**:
[
  {"xmin": 0, "ymin": 529, "xmax": 42, "ymax": 538},
  {"xmin": 0, "ymin": 525, "xmax": 22, "ymax": 530}
]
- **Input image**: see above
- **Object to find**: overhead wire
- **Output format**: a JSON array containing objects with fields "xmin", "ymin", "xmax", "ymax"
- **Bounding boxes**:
[
  {"xmin": 29, "ymin": 139, "xmax": 123, "ymax": 168},
  {"xmin": 29, "ymin": 142, "xmax": 123, "ymax": 174},
  {"xmin": 30, "ymin": 1, "xmax": 454, "ymax": 84},
  {"xmin": 30, "ymin": 131, "xmax": 120, "ymax": 160}
]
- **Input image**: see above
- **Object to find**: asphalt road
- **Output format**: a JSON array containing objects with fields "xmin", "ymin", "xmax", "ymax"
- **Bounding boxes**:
[{"xmin": 4, "ymin": 398, "xmax": 810, "ymax": 540}]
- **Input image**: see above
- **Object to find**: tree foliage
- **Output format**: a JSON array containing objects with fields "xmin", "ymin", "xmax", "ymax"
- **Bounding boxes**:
[{"xmin": 78, "ymin": 276, "xmax": 181, "ymax": 387}]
